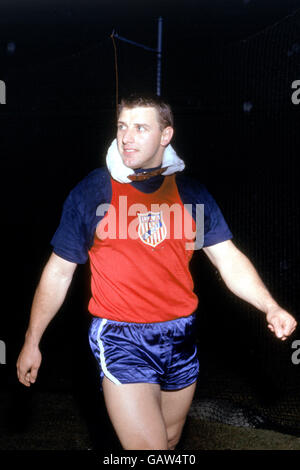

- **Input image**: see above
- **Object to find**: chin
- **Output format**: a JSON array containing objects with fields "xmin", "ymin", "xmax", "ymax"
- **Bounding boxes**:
[{"xmin": 122, "ymin": 159, "xmax": 140, "ymax": 169}]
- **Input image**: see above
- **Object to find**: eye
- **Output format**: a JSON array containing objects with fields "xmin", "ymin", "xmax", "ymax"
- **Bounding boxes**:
[
  {"xmin": 137, "ymin": 125, "xmax": 146, "ymax": 132},
  {"xmin": 117, "ymin": 123, "xmax": 126, "ymax": 131}
]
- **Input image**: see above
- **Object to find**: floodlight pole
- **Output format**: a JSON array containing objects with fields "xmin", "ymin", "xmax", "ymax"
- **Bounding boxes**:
[
  {"xmin": 156, "ymin": 16, "xmax": 163, "ymax": 96},
  {"xmin": 112, "ymin": 17, "xmax": 163, "ymax": 96}
]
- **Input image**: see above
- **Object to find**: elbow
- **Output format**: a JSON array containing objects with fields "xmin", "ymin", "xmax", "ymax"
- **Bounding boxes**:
[{"xmin": 43, "ymin": 253, "xmax": 77, "ymax": 283}]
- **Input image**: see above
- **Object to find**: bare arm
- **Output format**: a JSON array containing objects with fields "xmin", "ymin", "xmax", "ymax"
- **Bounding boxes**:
[
  {"xmin": 17, "ymin": 252, "xmax": 77, "ymax": 386},
  {"xmin": 203, "ymin": 240, "xmax": 297, "ymax": 340}
]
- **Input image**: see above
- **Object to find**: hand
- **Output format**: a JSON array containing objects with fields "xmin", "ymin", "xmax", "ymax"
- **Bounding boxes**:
[
  {"xmin": 16, "ymin": 343, "xmax": 42, "ymax": 387},
  {"xmin": 266, "ymin": 306, "xmax": 297, "ymax": 341}
]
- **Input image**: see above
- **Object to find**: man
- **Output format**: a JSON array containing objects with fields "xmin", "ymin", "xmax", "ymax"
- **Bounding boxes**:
[{"xmin": 17, "ymin": 94, "xmax": 297, "ymax": 450}]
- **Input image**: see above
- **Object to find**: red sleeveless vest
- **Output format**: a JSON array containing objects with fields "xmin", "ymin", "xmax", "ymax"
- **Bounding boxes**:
[{"xmin": 88, "ymin": 175, "xmax": 198, "ymax": 322}]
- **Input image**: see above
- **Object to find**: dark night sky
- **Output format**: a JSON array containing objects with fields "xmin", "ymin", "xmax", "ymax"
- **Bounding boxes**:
[
  {"xmin": 1, "ymin": 0, "xmax": 299, "ymax": 196},
  {"xmin": 1, "ymin": 1, "xmax": 300, "ymax": 45},
  {"xmin": 1, "ymin": 0, "xmax": 300, "ymax": 70},
  {"xmin": 1, "ymin": 0, "xmax": 300, "ymax": 318},
  {"xmin": 1, "ymin": 1, "xmax": 300, "ymax": 288},
  {"xmin": 0, "ymin": 1, "xmax": 300, "ymax": 428}
]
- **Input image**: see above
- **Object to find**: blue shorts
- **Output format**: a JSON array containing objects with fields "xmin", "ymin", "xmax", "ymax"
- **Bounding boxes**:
[{"xmin": 88, "ymin": 313, "xmax": 199, "ymax": 391}]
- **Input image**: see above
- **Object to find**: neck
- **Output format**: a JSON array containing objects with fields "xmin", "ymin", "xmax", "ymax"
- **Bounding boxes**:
[
  {"xmin": 134, "ymin": 165, "xmax": 162, "ymax": 174},
  {"xmin": 128, "ymin": 166, "xmax": 167, "ymax": 182}
]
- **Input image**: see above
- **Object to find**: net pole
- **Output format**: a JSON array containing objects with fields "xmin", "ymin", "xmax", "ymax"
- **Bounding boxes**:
[{"xmin": 157, "ymin": 16, "xmax": 163, "ymax": 96}]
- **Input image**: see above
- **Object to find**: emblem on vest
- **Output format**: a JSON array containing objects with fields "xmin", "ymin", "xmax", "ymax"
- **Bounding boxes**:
[{"xmin": 138, "ymin": 211, "xmax": 167, "ymax": 247}]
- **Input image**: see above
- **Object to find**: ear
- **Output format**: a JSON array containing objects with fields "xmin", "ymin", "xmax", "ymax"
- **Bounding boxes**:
[{"xmin": 160, "ymin": 126, "xmax": 174, "ymax": 147}]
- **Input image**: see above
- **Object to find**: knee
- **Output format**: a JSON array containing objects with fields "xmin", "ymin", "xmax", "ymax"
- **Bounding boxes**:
[
  {"xmin": 168, "ymin": 436, "xmax": 180, "ymax": 450},
  {"xmin": 167, "ymin": 428, "xmax": 182, "ymax": 450}
]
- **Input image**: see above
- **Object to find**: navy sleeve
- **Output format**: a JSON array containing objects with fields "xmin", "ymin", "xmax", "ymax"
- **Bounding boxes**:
[
  {"xmin": 50, "ymin": 187, "xmax": 89, "ymax": 264},
  {"xmin": 200, "ymin": 186, "xmax": 233, "ymax": 248},
  {"xmin": 50, "ymin": 168, "xmax": 112, "ymax": 264},
  {"xmin": 176, "ymin": 173, "xmax": 233, "ymax": 248}
]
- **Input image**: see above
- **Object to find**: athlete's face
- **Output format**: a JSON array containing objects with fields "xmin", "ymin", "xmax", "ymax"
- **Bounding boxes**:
[{"xmin": 117, "ymin": 106, "xmax": 173, "ymax": 169}]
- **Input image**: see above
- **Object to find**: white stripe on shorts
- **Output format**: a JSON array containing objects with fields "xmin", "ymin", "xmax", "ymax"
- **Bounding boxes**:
[{"xmin": 96, "ymin": 318, "xmax": 121, "ymax": 386}]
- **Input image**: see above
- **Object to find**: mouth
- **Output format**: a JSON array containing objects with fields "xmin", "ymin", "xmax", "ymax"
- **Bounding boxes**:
[{"xmin": 122, "ymin": 148, "xmax": 138, "ymax": 157}]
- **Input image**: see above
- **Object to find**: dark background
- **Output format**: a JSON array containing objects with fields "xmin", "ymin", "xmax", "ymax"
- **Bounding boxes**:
[{"xmin": 0, "ymin": 0, "xmax": 300, "ymax": 451}]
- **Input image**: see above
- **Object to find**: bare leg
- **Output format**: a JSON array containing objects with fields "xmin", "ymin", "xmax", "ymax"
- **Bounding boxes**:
[
  {"xmin": 102, "ymin": 377, "xmax": 168, "ymax": 450},
  {"xmin": 161, "ymin": 381, "xmax": 197, "ymax": 450}
]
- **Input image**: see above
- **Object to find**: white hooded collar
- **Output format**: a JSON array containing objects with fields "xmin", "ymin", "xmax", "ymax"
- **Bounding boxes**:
[{"xmin": 106, "ymin": 139, "xmax": 185, "ymax": 183}]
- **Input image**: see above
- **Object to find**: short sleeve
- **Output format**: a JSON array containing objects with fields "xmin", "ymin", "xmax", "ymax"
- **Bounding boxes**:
[
  {"xmin": 202, "ymin": 186, "xmax": 233, "ymax": 248},
  {"xmin": 50, "ymin": 189, "xmax": 89, "ymax": 264},
  {"xmin": 176, "ymin": 174, "xmax": 233, "ymax": 249}
]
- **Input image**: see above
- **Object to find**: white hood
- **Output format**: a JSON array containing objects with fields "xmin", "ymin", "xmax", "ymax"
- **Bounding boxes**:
[{"xmin": 106, "ymin": 138, "xmax": 185, "ymax": 183}]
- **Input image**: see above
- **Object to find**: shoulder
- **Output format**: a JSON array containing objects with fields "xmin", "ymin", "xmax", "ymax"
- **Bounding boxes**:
[
  {"xmin": 72, "ymin": 167, "xmax": 110, "ymax": 193},
  {"xmin": 68, "ymin": 167, "xmax": 112, "ymax": 209},
  {"xmin": 175, "ymin": 172, "xmax": 212, "ymax": 204}
]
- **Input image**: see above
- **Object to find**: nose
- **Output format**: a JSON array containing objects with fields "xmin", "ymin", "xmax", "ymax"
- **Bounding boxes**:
[{"xmin": 122, "ymin": 127, "xmax": 135, "ymax": 144}]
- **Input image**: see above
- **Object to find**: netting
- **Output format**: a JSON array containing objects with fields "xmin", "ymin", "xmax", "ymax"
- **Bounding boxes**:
[
  {"xmin": 1, "ymin": 7, "xmax": 300, "ymax": 442},
  {"xmin": 186, "ymin": 10, "xmax": 300, "ymax": 436}
]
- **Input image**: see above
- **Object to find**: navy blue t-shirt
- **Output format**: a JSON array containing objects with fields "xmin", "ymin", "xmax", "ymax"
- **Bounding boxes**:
[{"xmin": 51, "ymin": 168, "xmax": 233, "ymax": 264}]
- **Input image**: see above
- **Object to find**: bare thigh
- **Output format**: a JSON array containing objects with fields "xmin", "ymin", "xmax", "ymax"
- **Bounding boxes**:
[
  {"xmin": 102, "ymin": 377, "xmax": 169, "ymax": 450},
  {"xmin": 161, "ymin": 381, "xmax": 197, "ymax": 449},
  {"xmin": 102, "ymin": 377, "xmax": 197, "ymax": 450}
]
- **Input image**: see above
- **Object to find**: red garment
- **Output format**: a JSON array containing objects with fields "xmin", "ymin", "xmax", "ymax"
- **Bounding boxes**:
[{"xmin": 88, "ymin": 175, "xmax": 198, "ymax": 322}]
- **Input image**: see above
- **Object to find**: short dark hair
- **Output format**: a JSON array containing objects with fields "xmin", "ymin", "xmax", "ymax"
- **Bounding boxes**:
[{"xmin": 117, "ymin": 93, "xmax": 174, "ymax": 130}]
